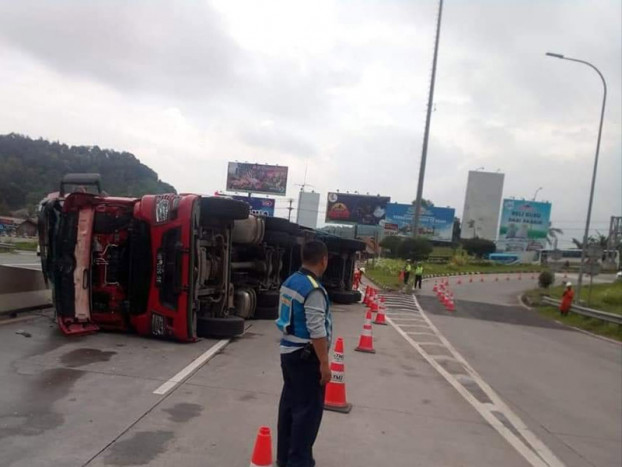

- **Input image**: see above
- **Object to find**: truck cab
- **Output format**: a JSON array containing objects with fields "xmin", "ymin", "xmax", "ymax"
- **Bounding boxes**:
[{"xmin": 39, "ymin": 174, "xmax": 249, "ymax": 342}]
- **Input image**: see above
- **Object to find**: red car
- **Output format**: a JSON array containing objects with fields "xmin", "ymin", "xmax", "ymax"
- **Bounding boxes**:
[{"xmin": 39, "ymin": 174, "xmax": 249, "ymax": 342}]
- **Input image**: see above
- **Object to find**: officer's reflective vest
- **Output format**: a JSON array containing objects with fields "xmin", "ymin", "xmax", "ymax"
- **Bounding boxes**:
[
  {"xmin": 276, "ymin": 271, "xmax": 332, "ymax": 349},
  {"xmin": 415, "ymin": 266, "xmax": 424, "ymax": 275}
]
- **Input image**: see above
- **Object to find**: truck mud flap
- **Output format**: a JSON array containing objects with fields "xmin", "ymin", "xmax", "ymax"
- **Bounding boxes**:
[{"xmin": 57, "ymin": 316, "xmax": 100, "ymax": 336}]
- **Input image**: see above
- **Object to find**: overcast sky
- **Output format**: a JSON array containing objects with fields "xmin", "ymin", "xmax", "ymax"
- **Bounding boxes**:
[{"xmin": 0, "ymin": 0, "xmax": 620, "ymax": 246}]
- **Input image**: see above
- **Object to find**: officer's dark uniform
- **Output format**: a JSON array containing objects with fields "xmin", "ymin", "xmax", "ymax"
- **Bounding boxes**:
[{"xmin": 275, "ymin": 268, "xmax": 332, "ymax": 467}]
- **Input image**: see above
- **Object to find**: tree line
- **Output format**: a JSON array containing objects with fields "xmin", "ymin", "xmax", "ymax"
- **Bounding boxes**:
[{"xmin": 0, "ymin": 133, "xmax": 176, "ymax": 216}]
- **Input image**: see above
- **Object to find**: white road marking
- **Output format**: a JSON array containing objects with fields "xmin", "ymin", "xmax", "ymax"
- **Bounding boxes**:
[
  {"xmin": 153, "ymin": 339, "xmax": 230, "ymax": 395},
  {"xmin": 385, "ymin": 294, "xmax": 565, "ymax": 467}
]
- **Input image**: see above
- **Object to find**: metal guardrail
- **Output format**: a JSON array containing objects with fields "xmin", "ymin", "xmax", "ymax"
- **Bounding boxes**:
[{"xmin": 541, "ymin": 296, "xmax": 622, "ymax": 325}]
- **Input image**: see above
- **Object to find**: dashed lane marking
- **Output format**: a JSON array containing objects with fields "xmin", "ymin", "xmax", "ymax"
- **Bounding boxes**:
[
  {"xmin": 383, "ymin": 292, "xmax": 564, "ymax": 467},
  {"xmin": 153, "ymin": 339, "xmax": 230, "ymax": 395}
]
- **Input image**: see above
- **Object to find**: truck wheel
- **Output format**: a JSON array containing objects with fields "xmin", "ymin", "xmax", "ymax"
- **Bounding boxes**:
[
  {"xmin": 253, "ymin": 306, "xmax": 279, "ymax": 320},
  {"xmin": 257, "ymin": 290, "xmax": 280, "ymax": 307},
  {"xmin": 264, "ymin": 217, "xmax": 295, "ymax": 233},
  {"xmin": 200, "ymin": 197, "xmax": 249, "ymax": 221},
  {"xmin": 328, "ymin": 290, "xmax": 362, "ymax": 305},
  {"xmin": 323, "ymin": 237, "xmax": 365, "ymax": 252},
  {"xmin": 196, "ymin": 316, "xmax": 245, "ymax": 338},
  {"xmin": 263, "ymin": 231, "xmax": 292, "ymax": 246}
]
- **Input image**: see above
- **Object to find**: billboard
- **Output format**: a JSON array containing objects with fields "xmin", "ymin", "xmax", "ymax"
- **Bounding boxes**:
[
  {"xmin": 384, "ymin": 204, "xmax": 455, "ymax": 242},
  {"xmin": 296, "ymin": 191, "xmax": 320, "ymax": 229},
  {"xmin": 231, "ymin": 195, "xmax": 275, "ymax": 217},
  {"xmin": 226, "ymin": 162, "xmax": 288, "ymax": 195},
  {"xmin": 325, "ymin": 193, "xmax": 390, "ymax": 225},
  {"xmin": 460, "ymin": 171, "xmax": 505, "ymax": 241},
  {"xmin": 497, "ymin": 199, "xmax": 552, "ymax": 252}
]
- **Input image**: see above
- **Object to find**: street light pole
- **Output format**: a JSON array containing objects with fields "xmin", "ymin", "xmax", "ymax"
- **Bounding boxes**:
[
  {"xmin": 546, "ymin": 52, "xmax": 607, "ymax": 303},
  {"xmin": 413, "ymin": 0, "xmax": 444, "ymax": 237},
  {"xmin": 532, "ymin": 187, "xmax": 543, "ymax": 201}
]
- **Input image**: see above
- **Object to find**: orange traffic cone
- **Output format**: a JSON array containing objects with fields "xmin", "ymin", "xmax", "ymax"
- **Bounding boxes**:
[
  {"xmin": 371, "ymin": 297, "xmax": 379, "ymax": 313},
  {"xmin": 374, "ymin": 299, "xmax": 387, "ymax": 325},
  {"xmin": 250, "ymin": 426, "xmax": 273, "ymax": 467},
  {"xmin": 362, "ymin": 286, "xmax": 370, "ymax": 306},
  {"xmin": 445, "ymin": 297, "xmax": 455, "ymax": 312},
  {"xmin": 324, "ymin": 337, "xmax": 352, "ymax": 413},
  {"xmin": 433, "ymin": 281, "xmax": 438, "ymax": 292},
  {"xmin": 355, "ymin": 311, "xmax": 376, "ymax": 353}
]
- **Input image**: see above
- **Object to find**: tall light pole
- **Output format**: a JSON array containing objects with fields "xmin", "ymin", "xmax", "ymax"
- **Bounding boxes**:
[
  {"xmin": 412, "ymin": 0, "xmax": 444, "ymax": 237},
  {"xmin": 546, "ymin": 52, "xmax": 607, "ymax": 303},
  {"xmin": 532, "ymin": 187, "xmax": 543, "ymax": 201}
]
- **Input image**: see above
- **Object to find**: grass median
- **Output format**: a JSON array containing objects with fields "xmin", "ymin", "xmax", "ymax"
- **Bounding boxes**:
[
  {"xmin": 364, "ymin": 257, "xmax": 542, "ymax": 290},
  {"xmin": 523, "ymin": 282, "xmax": 622, "ymax": 342}
]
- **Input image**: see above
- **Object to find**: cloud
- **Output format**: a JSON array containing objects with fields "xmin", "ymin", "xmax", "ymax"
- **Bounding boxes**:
[{"xmin": 0, "ymin": 0, "xmax": 619, "ymax": 246}]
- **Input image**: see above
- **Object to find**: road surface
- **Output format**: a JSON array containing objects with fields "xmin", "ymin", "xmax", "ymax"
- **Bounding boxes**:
[{"xmin": 0, "ymin": 274, "xmax": 619, "ymax": 466}]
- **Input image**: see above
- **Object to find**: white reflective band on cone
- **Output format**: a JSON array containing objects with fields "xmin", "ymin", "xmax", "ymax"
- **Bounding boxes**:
[{"xmin": 331, "ymin": 371, "xmax": 345, "ymax": 383}]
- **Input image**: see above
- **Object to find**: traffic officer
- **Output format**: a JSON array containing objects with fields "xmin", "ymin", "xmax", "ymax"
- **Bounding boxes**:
[
  {"xmin": 275, "ymin": 240, "xmax": 332, "ymax": 467},
  {"xmin": 414, "ymin": 262, "xmax": 424, "ymax": 289}
]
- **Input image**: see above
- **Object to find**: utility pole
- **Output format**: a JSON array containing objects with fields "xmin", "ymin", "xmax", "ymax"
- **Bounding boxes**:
[
  {"xmin": 287, "ymin": 198, "xmax": 294, "ymax": 221},
  {"xmin": 413, "ymin": 0, "xmax": 444, "ymax": 237}
]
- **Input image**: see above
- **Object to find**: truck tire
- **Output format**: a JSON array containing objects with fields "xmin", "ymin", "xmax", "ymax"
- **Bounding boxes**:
[
  {"xmin": 263, "ymin": 230, "xmax": 292, "ymax": 246},
  {"xmin": 264, "ymin": 217, "xmax": 295, "ymax": 233},
  {"xmin": 196, "ymin": 316, "xmax": 245, "ymax": 338},
  {"xmin": 200, "ymin": 197, "xmax": 249, "ymax": 221},
  {"xmin": 257, "ymin": 290, "xmax": 280, "ymax": 307},
  {"xmin": 253, "ymin": 306, "xmax": 279, "ymax": 320},
  {"xmin": 328, "ymin": 290, "xmax": 361, "ymax": 305},
  {"xmin": 323, "ymin": 237, "xmax": 365, "ymax": 252}
]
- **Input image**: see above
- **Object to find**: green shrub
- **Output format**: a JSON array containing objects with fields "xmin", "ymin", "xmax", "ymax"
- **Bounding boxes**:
[{"xmin": 538, "ymin": 271, "xmax": 555, "ymax": 289}]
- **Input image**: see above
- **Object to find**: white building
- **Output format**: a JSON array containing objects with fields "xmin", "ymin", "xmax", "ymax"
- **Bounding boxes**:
[
  {"xmin": 296, "ymin": 191, "xmax": 320, "ymax": 229},
  {"xmin": 460, "ymin": 171, "xmax": 505, "ymax": 241}
]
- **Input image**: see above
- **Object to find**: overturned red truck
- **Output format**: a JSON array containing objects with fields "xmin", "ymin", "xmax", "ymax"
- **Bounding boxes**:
[{"xmin": 38, "ymin": 174, "xmax": 364, "ymax": 342}]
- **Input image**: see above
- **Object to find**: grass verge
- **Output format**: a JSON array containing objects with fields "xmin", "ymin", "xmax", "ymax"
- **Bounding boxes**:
[
  {"xmin": 542, "ymin": 281, "xmax": 622, "ymax": 315},
  {"xmin": 523, "ymin": 288, "xmax": 622, "ymax": 342},
  {"xmin": 365, "ymin": 257, "xmax": 542, "ymax": 291}
]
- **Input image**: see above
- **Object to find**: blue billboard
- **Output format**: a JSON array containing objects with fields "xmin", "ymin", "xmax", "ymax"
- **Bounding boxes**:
[
  {"xmin": 231, "ymin": 196, "xmax": 275, "ymax": 217},
  {"xmin": 497, "ymin": 199, "xmax": 552, "ymax": 252},
  {"xmin": 384, "ymin": 204, "xmax": 455, "ymax": 242}
]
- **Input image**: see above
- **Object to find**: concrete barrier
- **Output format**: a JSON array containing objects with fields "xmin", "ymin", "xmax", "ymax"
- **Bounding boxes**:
[{"xmin": 0, "ymin": 265, "xmax": 51, "ymax": 315}]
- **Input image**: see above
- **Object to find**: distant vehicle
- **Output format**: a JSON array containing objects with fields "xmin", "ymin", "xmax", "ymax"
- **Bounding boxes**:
[{"xmin": 540, "ymin": 248, "xmax": 620, "ymax": 269}]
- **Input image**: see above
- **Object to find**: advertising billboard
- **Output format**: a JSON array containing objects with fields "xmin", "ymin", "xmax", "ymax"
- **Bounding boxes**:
[
  {"xmin": 325, "ymin": 193, "xmax": 390, "ymax": 225},
  {"xmin": 384, "ymin": 204, "xmax": 455, "ymax": 242},
  {"xmin": 231, "ymin": 196, "xmax": 275, "ymax": 217},
  {"xmin": 226, "ymin": 162, "xmax": 288, "ymax": 196},
  {"xmin": 497, "ymin": 199, "xmax": 552, "ymax": 252},
  {"xmin": 460, "ymin": 171, "xmax": 505, "ymax": 241}
]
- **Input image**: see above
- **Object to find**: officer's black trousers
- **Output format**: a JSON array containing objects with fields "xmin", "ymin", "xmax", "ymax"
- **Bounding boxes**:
[{"xmin": 277, "ymin": 349, "xmax": 325, "ymax": 467}]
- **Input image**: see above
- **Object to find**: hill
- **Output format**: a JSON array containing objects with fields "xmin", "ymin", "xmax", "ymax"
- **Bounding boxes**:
[{"xmin": 0, "ymin": 133, "xmax": 176, "ymax": 215}]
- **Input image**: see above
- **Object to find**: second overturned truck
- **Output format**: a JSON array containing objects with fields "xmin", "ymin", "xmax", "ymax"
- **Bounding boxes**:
[{"xmin": 39, "ymin": 174, "xmax": 365, "ymax": 343}]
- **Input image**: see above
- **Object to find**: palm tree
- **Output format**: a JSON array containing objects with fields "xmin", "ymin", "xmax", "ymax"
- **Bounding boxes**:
[{"xmin": 546, "ymin": 224, "xmax": 563, "ymax": 250}]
